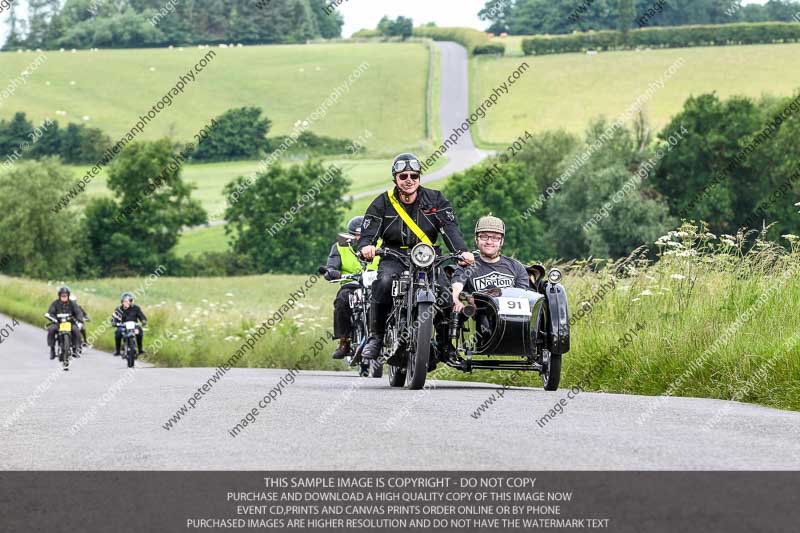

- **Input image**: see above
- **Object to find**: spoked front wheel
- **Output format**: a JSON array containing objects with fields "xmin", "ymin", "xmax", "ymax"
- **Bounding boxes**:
[
  {"xmin": 60, "ymin": 336, "xmax": 70, "ymax": 371},
  {"xmin": 126, "ymin": 338, "xmax": 136, "ymax": 368},
  {"xmin": 406, "ymin": 302, "xmax": 433, "ymax": 390}
]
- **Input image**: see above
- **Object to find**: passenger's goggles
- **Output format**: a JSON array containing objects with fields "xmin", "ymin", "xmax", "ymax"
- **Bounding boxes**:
[{"xmin": 393, "ymin": 159, "xmax": 421, "ymax": 174}]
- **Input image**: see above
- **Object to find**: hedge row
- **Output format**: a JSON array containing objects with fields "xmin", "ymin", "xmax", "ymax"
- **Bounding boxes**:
[
  {"xmin": 474, "ymin": 43, "xmax": 506, "ymax": 55},
  {"xmin": 412, "ymin": 26, "xmax": 489, "ymax": 55},
  {"xmin": 522, "ymin": 22, "xmax": 800, "ymax": 55}
]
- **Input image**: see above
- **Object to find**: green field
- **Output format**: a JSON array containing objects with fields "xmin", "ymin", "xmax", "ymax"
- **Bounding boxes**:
[
  {"xmin": 0, "ymin": 43, "xmax": 429, "ymax": 151},
  {"xmin": 72, "ymin": 157, "xmax": 448, "ymax": 224},
  {"xmin": 471, "ymin": 43, "xmax": 800, "ymax": 146},
  {"xmin": 3, "ymin": 226, "xmax": 799, "ymax": 411}
]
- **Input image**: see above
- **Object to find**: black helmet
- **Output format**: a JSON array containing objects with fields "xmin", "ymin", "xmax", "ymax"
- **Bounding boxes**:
[
  {"xmin": 57, "ymin": 286, "xmax": 71, "ymax": 297},
  {"xmin": 347, "ymin": 216, "xmax": 364, "ymax": 234},
  {"xmin": 121, "ymin": 292, "xmax": 134, "ymax": 303},
  {"xmin": 391, "ymin": 153, "xmax": 422, "ymax": 177}
]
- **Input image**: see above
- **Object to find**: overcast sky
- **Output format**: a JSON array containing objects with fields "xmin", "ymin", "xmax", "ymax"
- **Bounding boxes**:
[{"xmin": 0, "ymin": 0, "xmax": 774, "ymax": 45}]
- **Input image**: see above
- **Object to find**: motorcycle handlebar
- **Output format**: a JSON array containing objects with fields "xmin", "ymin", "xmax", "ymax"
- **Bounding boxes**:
[{"xmin": 372, "ymin": 247, "xmax": 467, "ymax": 267}]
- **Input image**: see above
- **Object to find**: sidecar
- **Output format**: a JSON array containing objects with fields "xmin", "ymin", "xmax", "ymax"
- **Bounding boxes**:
[{"xmin": 444, "ymin": 266, "xmax": 570, "ymax": 391}]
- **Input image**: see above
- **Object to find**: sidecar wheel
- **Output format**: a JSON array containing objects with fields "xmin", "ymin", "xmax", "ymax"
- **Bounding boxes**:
[{"xmin": 541, "ymin": 352, "xmax": 562, "ymax": 391}]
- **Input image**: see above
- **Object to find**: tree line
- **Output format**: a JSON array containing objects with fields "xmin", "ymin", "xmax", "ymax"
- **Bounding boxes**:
[
  {"xmin": 2, "ymin": 0, "xmax": 343, "ymax": 50},
  {"xmin": 479, "ymin": 0, "xmax": 800, "ymax": 36},
  {"xmin": 446, "ymin": 91, "xmax": 800, "ymax": 262},
  {"xmin": 1, "ymin": 91, "xmax": 797, "ymax": 279},
  {"xmin": 0, "ymin": 107, "xmax": 358, "ymax": 164}
]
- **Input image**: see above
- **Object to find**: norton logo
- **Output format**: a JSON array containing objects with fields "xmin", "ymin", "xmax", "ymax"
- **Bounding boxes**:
[{"xmin": 472, "ymin": 271, "xmax": 514, "ymax": 291}]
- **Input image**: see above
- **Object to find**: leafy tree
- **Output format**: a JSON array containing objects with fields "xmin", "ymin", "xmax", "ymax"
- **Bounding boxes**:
[
  {"xmin": 0, "ymin": 159, "xmax": 81, "ymax": 278},
  {"xmin": 543, "ymin": 118, "xmax": 672, "ymax": 258},
  {"xmin": 476, "ymin": 0, "xmax": 781, "ymax": 35},
  {"xmin": 192, "ymin": 107, "xmax": 271, "ymax": 161},
  {"xmin": 619, "ymin": 0, "xmax": 636, "ymax": 34},
  {"xmin": 0, "ymin": 113, "xmax": 34, "ymax": 157},
  {"xmin": 377, "ymin": 15, "xmax": 414, "ymax": 39},
  {"xmin": 224, "ymin": 160, "xmax": 351, "ymax": 273},
  {"xmin": 83, "ymin": 139, "xmax": 206, "ymax": 274},
  {"xmin": 547, "ymin": 162, "xmax": 673, "ymax": 258},
  {"xmin": 28, "ymin": 119, "xmax": 64, "ymax": 159},
  {"xmin": 3, "ymin": 0, "xmax": 334, "ymax": 50},
  {"xmin": 59, "ymin": 122, "xmax": 112, "ymax": 163},
  {"xmin": 651, "ymin": 93, "xmax": 765, "ymax": 233},
  {"xmin": 743, "ymin": 92, "xmax": 800, "ymax": 239},
  {"xmin": 444, "ymin": 130, "xmax": 579, "ymax": 261},
  {"xmin": 445, "ymin": 161, "xmax": 553, "ymax": 262},
  {"xmin": 309, "ymin": 0, "xmax": 344, "ymax": 38}
]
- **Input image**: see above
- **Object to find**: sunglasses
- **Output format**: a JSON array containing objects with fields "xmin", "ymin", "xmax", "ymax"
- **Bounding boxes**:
[
  {"xmin": 393, "ymin": 159, "xmax": 421, "ymax": 173},
  {"xmin": 477, "ymin": 234, "xmax": 503, "ymax": 243},
  {"xmin": 397, "ymin": 172, "xmax": 420, "ymax": 181}
]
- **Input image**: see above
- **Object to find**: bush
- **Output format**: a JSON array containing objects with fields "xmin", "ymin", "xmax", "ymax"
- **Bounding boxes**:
[
  {"xmin": 351, "ymin": 29, "xmax": 381, "ymax": 38},
  {"xmin": 522, "ymin": 22, "xmax": 800, "ymax": 55},
  {"xmin": 0, "ymin": 159, "xmax": 82, "ymax": 279},
  {"xmin": 270, "ymin": 131, "xmax": 361, "ymax": 157},
  {"xmin": 191, "ymin": 107, "xmax": 271, "ymax": 162},
  {"xmin": 224, "ymin": 160, "xmax": 351, "ymax": 273},
  {"xmin": 173, "ymin": 251, "xmax": 258, "ymax": 277},
  {"xmin": 473, "ymin": 43, "xmax": 506, "ymax": 55},
  {"xmin": 413, "ymin": 26, "xmax": 489, "ymax": 55}
]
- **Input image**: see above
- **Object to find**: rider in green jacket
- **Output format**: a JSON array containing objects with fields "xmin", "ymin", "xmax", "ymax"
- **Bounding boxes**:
[{"xmin": 321, "ymin": 216, "xmax": 379, "ymax": 359}]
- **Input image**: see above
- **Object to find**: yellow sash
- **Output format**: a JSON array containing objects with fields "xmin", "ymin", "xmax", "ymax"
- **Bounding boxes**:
[{"xmin": 387, "ymin": 189, "xmax": 433, "ymax": 246}]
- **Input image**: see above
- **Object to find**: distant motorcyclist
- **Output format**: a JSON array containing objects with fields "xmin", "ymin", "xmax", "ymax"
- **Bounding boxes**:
[
  {"xmin": 357, "ymin": 153, "xmax": 474, "ymax": 361},
  {"xmin": 111, "ymin": 292, "xmax": 148, "ymax": 356},
  {"xmin": 45, "ymin": 286, "xmax": 84, "ymax": 360},
  {"xmin": 452, "ymin": 215, "xmax": 530, "ymax": 314},
  {"xmin": 321, "ymin": 216, "xmax": 380, "ymax": 359}
]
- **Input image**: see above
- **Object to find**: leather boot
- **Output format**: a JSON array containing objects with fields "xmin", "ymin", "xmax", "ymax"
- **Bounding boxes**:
[
  {"xmin": 362, "ymin": 302, "xmax": 390, "ymax": 360},
  {"xmin": 331, "ymin": 338, "xmax": 351, "ymax": 359}
]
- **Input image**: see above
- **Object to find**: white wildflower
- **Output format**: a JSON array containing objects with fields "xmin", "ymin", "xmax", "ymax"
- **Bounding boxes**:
[{"xmin": 670, "ymin": 274, "xmax": 686, "ymax": 280}]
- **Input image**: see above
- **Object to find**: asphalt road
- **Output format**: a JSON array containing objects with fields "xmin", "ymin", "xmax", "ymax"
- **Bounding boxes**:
[{"xmin": 2, "ymin": 312, "xmax": 799, "ymax": 470}]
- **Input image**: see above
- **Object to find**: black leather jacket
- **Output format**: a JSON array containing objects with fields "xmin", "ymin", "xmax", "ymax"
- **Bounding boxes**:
[
  {"xmin": 356, "ymin": 186, "xmax": 468, "ymax": 253},
  {"xmin": 111, "ymin": 304, "xmax": 147, "ymax": 326},
  {"xmin": 46, "ymin": 300, "xmax": 84, "ymax": 322}
]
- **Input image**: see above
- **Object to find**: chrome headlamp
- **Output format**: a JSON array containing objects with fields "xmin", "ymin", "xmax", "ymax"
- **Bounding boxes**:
[
  {"xmin": 410, "ymin": 243, "xmax": 435, "ymax": 268},
  {"xmin": 547, "ymin": 268, "xmax": 563, "ymax": 284}
]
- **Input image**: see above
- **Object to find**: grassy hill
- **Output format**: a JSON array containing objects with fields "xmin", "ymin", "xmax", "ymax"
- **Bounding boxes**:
[
  {"xmin": 471, "ymin": 43, "xmax": 800, "ymax": 146},
  {"xmin": 0, "ymin": 43, "xmax": 430, "ymax": 151}
]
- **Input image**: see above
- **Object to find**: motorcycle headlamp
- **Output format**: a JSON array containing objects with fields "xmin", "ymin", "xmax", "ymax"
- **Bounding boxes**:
[
  {"xmin": 548, "ymin": 268, "xmax": 563, "ymax": 284},
  {"xmin": 410, "ymin": 243, "xmax": 435, "ymax": 268}
]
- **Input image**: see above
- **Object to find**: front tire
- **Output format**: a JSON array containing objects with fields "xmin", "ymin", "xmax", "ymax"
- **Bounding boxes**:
[
  {"xmin": 60, "ymin": 335, "xmax": 69, "ymax": 370},
  {"xmin": 406, "ymin": 302, "xmax": 433, "ymax": 390},
  {"xmin": 541, "ymin": 351, "xmax": 562, "ymax": 391},
  {"xmin": 126, "ymin": 338, "xmax": 136, "ymax": 368}
]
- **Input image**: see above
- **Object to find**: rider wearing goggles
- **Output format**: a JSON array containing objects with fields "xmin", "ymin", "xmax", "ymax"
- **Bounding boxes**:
[{"xmin": 356, "ymin": 153, "xmax": 475, "ymax": 361}]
